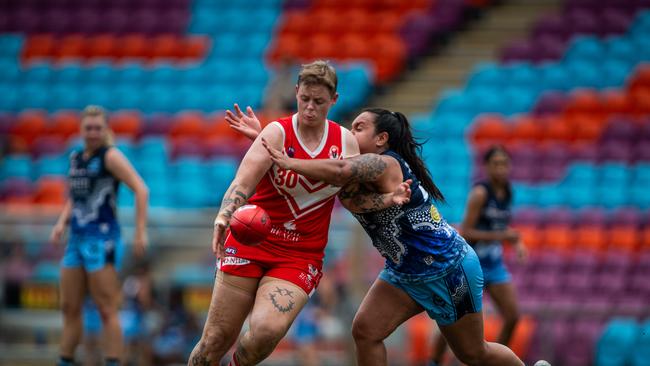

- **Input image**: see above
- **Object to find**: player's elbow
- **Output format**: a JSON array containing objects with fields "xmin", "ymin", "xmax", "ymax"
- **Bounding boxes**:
[{"xmin": 332, "ymin": 162, "xmax": 354, "ymax": 186}]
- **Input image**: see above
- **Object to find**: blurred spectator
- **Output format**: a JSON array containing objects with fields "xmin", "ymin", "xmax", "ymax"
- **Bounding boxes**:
[
  {"xmin": 263, "ymin": 56, "xmax": 299, "ymax": 113},
  {"xmin": 121, "ymin": 259, "xmax": 154, "ymax": 366},
  {"xmin": 2, "ymin": 243, "xmax": 31, "ymax": 308},
  {"xmin": 151, "ymin": 287, "xmax": 200, "ymax": 365}
]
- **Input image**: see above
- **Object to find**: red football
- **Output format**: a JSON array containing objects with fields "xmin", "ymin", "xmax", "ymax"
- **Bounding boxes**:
[{"xmin": 230, "ymin": 204, "xmax": 272, "ymax": 246}]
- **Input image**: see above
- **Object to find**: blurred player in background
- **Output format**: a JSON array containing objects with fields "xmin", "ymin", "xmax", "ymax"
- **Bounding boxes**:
[
  {"xmin": 430, "ymin": 145, "xmax": 526, "ymax": 366},
  {"xmin": 50, "ymin": 105, "xmax": 149, "ymax": 366},
  {"xmin": 239, "ymin": 106, "xmax": 525, "ymax": 365}
]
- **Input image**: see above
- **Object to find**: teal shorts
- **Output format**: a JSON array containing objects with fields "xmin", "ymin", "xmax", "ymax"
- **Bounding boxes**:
[
  {"xmin": 61, "ymin": 233, "xmax": 123, "ymax": 273},
  {"xmin": 379, "ymin": 245, "xmax": 484, "ymax": 326}
]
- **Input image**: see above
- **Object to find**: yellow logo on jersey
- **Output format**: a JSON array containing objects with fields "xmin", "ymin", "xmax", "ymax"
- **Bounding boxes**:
[{"xmin": 430, "ymin": 205, "xmax": 441, "ymax": 222}]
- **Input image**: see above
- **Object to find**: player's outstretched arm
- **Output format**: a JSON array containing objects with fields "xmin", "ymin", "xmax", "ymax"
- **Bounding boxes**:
[
  {"xmin": 261, "ymin": 137, "xmax": 399, "ymax": 187},
  {"xmin": 338, "ymin": 180, "xmax": 412, "ymax": 213},
  {"xmin": 225, "ymin": 104, "xmax": 262, "ymax": 141}
]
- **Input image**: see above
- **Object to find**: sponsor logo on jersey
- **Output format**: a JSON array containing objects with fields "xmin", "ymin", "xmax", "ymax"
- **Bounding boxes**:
[
  {"xmin": 329, "ymin": 145, "xmax": 339, "ymax": 159},
  {"xmin": 222, "ymin": 257, "xmax": 250, "ymax": 266},
  {"xmin": 225, "ymin": 247, "xmax": 237, "ymax": 255}
]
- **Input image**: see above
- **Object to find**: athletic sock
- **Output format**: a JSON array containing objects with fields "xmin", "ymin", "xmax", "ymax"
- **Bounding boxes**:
[{"xmin": 57, "ymin": 356, "xmax": 75, "ymax": 366}]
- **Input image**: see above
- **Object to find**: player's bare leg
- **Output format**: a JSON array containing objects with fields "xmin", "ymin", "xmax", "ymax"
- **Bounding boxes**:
[
  {"xmin": 188, "ymin": 272, "xmax": 259, "ymax": 366},
  {"xmin": 230, "ymin": 277, "xmax": 309, "ymax": 366},
  {"xmin": 352, "ymin": 279, "xmax": 423, "ymax": 366},
  {"xmin": 439, "ymin": 312, "xmax": 524, "ymax": 366}
]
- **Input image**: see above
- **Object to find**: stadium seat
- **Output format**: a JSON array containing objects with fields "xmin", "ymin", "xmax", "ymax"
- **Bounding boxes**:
[
  {"xmin": 631, "ymin": 319, "xmax": 650, "ymax": 366},
  {"xmin": 596, "ymin": 318, "xmax": 638, "ymax": 366},
  {"xmin": 33, "ymin": 176, "xmax": 67, "ymax": 206}
]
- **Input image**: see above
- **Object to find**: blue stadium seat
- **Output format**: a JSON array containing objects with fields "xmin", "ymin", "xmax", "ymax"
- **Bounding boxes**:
[
  {"xmin": 597, "ymin": 185, "xmax": 629, "ymax": 209},
  {"xmin": 149, "ymin": 63, "xmax": 179, "ymax": 84},
  {"xmin": 564, "ymin": 163, "xmax": 597, "ymax": 186},
  {"xmin": 563, "ymin": 184, "xmax": 596, "ymax": 208},
  {"xmin": 16, "ymin": 83, "xmax": 49, "ymax": 110},
  {"xmin": 117, "ymin": 185, "xmax": 135, "ymax": 208},
  {"xmin": 1, "ymin": 155, "xmax": 33, "ymax": 181},
  {"xmin": 564, "ymin": 59, "xmax": 603, "ymax": 89},
  {"xmin": 467, "ymin": 87, "xmax": 501, "ymax": 115},
  {"xmin": 112, "ymin": 85, "xmax": 144, "ymax": 111},
  {"xmin": 606, "ymin": 36, "xmax": 636, "ymax": 64},
  {"xmin": 434, "ymin": 90, "xmax": 472, "ymax": 117},
  {"xmin": 79, "ymin": 85, "xmax": 113, "ymax": 111},
  {"xmin": 116, "ymin": 62, "xmax": 147, "ymax": 85},
  {"xmin": 53, "ymin": 62, "xmax": 84, "ymax": 84},
  {"xmin": 20, "ymin": 62, "xmax": 53, "ymax": 84},
  {"xmin": 0, "ymin": 34, "xmax": 24, "ymax": 59},
  {"xmin": 632, "ymin": 163, "xmax": 650, "ymax": 184},
  {"xmin": 596, "ymin": 318, "xmax": 638, "ymax": 366},
  {"xmin": 33, "ymin": 154, "xmax": 68, "ymax": 179},
  {"xmin": 141, "ymin": 86, "xmax": 175, "ymax": 113},
  {"xmin": 601, "ymin": 59, "xmax": 633, "ymax": 88},
  {"xmin": 512, "ymin": 184, "xmax": 537, "ymax": 207},
  {"xmin": 0, "ymin": 59, "xmax": 20, "ymax": 82},
  {"xmin": 467, "ymin": 63, "xmax": 505, "ymax": 90},
  {"xmin": 0, "ymin": 83, "xmax": 19, "ymax": 111},
  {"xmin": 507, "ymin": 62, "xmax": 540, "ymax": 90},
  {"xmin": 599, "ymin": 163, "xmax": 631, "ymax": 185},
  {"xmin": 183, "ymin": 65, "xmax": 211, "ymax": 85},
  {"xmin": 539, "ymin": 64, "xmax": 572, "ymax": 91},
  {"xmin": 138, "ymin": 136, "xmax": 169, "ymax": 160},
  {"xmin": 85, "ymin": 62, "xmax": 115, "ymax": 84},
  {"xmin": 176, "ymin": 86, "xmax": 208, "ymax": 111},
  {"xmin": 172, "ymin": 264, "xmax": 213, "ymax": 286},
  {"xmin": 49, "ymin": 85, "xmax": 82, "ymax": 110},
  {"xmin": 631, "ymin": 319, "xmax": 650, "ymax": 366},
  {"xmin": 501, "ymin": 87, "xmax": 537, "ymax": 115},
  {"xmin": 565, "ymin": 36, "xmax": 606, "ymax": 62},
  {"xmin": 115, "ymin": 138, "xmax": 136, "ymax": 162},
  {"xmin": 535, "ymin": 184, "xmax": 565, "ymax": 207}
]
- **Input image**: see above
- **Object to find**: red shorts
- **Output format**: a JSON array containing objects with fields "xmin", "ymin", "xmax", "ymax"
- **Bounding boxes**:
[{"xmin": 218, "ymin": 233, "xmax": 324, "ymax": 296}]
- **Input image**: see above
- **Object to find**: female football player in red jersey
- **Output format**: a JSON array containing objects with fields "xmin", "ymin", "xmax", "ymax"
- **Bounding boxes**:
[{"xmin": 187, "ymin": 61, "xmax": 409, "ymax": 366}]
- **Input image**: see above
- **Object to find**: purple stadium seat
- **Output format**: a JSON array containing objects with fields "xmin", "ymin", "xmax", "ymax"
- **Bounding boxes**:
[
  {"xmin": 283, "ymin": 0, "xmax": 311, "ymax": 10},
  {"xmin": 128, "ymin": 8, "xmax": 158, "ymax": 35},
  {"xmin": 500, "ymin": 40, "xmax": 535, "ymax": 63},
  {"xmin": 512, "ymin": 207, "xmax": 544, "ymax": 225},
  {"xmin": 0, "ymin": 114, "xmax": 15, "ymax": 135},
  {"xmin": 44, "ymin": 8, "xmax": 74, "ymax": 34},
  {"xmin": 609, "ymin": 207, "xmax": 644, "ymax": 227},
  {"xmin": 615, "ymin": 295, "xmax": 648, "ymax": 317},
  {"xmin": 603, "ymin": 9, "xmax": 634, "ymax": 35},
  {"xmin": 31, "ymin": 136, "xmax": 66, "ymax": 158},
  {"xmin": 12, "ymin": 7, "xmax": 42, "ymax": 33},
  {"xmin": 564, "ymin": 271, "xmax": 593, "ymax": 295},
  {"xmin": 598, "ymin": 141, "xmax": 633, "ymax": 162},
  {"xmin": 595, "ymin": 270, "xmax": 627, "ymax": 295},
  {"xmin": 601, "ymin": 118, "xmax": 639, "ymax": 143},
  {"xmin": 537, "ymin": 35, "xmax": 567, "ymax": 61},
  {"xmin": 511, "ymin": 165, "xmax": 539, "ymax": 181},
  {"xmin": 76, "ymin": 8, "xmax": 103, "ymax": 34},
  {"xmin": 577, "ymin": 208, "xmax": 608, "ymax": 227},
  {"xmin": 533, "ymin": 14, "xmax": 569, "ymax": 41},
  {"xmin": 571, "ymin": 144, "xmax": 599, "ymax": 161},
  {"xmin": 539, "ymin": 162, "xmax": 566, "ymax": 181},
  {"xmin": 172, "ymin": 138, "xmax": 204, "ymax": 159},
  {"xmin": 533, "ymin": 91, "xmax": 567, "ymax": 115},
  {"xmin": 142, "ymin": 114, "xmax": 173, "ymax": 136},
  {"xmin": 558, "ymin": 319, "xmax": 603, "ymax": 366},
  {"xmin": 568, "ymin": 9, "xmax": 600, "ymax": 36},
  {"xmin": 400, "ymin": 13, "xmax": 434, "ymax": 59},
  {"xmin": 156, "ymin": 8, "xmax": 189, "ymax": 34},
  {"xmin": 634, "ymin": 142, "xmax": 650, "ymax": 161},
  {"xmin": 104, "ymin": 8, "xmax": 130, "ymax": 34},
  {"xmin": 542, "ymin": 143, "xmax": 572, "ymax": 165},
  {"xmin": 1, "ymin": 178, "xmax": 34, "ymax": 200},
  {"xmin": 543, "ymin": 207, "xmax": 575, "ymax": 226}
]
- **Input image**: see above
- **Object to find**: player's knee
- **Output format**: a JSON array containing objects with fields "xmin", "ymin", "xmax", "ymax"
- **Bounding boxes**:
[
  {"xmin": 351, "ymin": 314, "xmax": 380, "ymax": 342},
  {"xmin": 203, "ymin": 326, "xmax": 234, "ymax": 350},
  {"xmin": 250, "ymin": 322, "xmax": 287, "ymax": 349},
  {"xmin": 454, "ymin": 342, "xmax": 489, "ymax": 366},
  {"xmin": 95, "ymin": 302, "xmax": 118, "ymax": 324},
  {"xmin": 61, "ymin": 299, "xmax": 82, "ymax": 319}
]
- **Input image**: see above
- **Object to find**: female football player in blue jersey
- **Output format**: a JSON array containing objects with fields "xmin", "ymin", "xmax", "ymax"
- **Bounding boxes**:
[
  {"xmin": 50, "ymin": 105, "xmax": 149, "ymax": 366},
  {"xmin": 229, "ymin": 106, "xmax": 524, "ymax": 366},
  {"xmin": 430, "ymin": 145, "xmax": 527, "ymax": 366}
]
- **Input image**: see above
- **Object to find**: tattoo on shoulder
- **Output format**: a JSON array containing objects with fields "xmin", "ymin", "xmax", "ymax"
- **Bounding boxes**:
[
  {"xmin": 268, "ymin": 287, "xmax": 296, "ymax": 313},
  {"xmin": 349, "ymin": 155, "xmax": 387, "ymax": 183}
]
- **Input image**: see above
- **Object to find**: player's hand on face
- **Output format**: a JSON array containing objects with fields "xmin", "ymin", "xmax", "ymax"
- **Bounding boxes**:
[
  {"xmin": 212, "ymin": 217, "xmax": 228, "ymax": 259},
  {"xmin": 261, "ymin": 137, "xmax": 292, "ymax": 170},
  {"xmin": 392, "ymin": 179, "xmax": 412, "ymax": 206},
  {"xmin": 225, "ymin": 104, "xmax": 262, "ymax": 141}
]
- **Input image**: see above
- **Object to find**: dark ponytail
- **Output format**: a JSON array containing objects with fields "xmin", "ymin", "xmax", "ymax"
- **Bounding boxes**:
[
  {"xmin": 483, "ymin": 144, "xmax": 512, "ymax": 202},
  {"xmin": 364, "ymin": 108, "xmax": 445, "ymax": 202}
]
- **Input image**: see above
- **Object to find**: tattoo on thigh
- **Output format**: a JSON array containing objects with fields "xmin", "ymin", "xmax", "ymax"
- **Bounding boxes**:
[
  {"xmin": 268, "ymin": 286, "xmax": 295, "ymax": 313},
  {"xmin": 190, "ymin": 354, "xmax": 211, "ymax": 366}
]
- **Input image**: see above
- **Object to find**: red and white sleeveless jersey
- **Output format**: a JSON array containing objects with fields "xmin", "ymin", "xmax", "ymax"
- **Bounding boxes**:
[{"xmin": 239, "ymin": 114, "xmax": 346, "ymax": 261}]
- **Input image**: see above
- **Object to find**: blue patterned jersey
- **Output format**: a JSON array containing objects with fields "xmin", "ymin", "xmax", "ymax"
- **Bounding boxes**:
[
  {"xmin": 68, "ymin": 146, "xmax": 120, "ymax": 237},
  {"xmin": 352, "ymin": 150, "xmax": 467, "ymax": 279}
]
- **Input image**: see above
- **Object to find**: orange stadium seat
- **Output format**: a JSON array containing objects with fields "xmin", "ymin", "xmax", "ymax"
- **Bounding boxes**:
[
  {"xmin": 471, "ymin": 114, "xmax": 511, "ymax": 144},
  {"xmin": 109, "ymin": 111, "xmax": 142, "ymax": 139},
  {"xmin": 631, "ymin": 88, "xmax": 650, "ymax": 116},
  {"xmin": 628, "ymin": 64, "xmax": 650, "ymax": 92},
  {"xmin": 205, "ymin": 113, "xmax": 239, "ymax": 140},
  {"xmin": 22, "ymin": 35, "xmax": 56, "ymax": 60},
  {"xmin": 608, "ymin": 226, "xmax": 640, "ymax": 252},
  {"xmin": 406, "ymin": 313, "xmax": 434, "ymax": 365},
  {"xmin": 541, "ymin": 116, "xmax": 574, "ymax": 143},
  {"xmin": 374, "ymin": 11, "xmax": 404, "ymax": 35},
  {"xmin": 33, "ymin": 177, "xmax": 67, "ymax": 206},
  {"xmin": 182, "ymin": 36, "xmax": 210, "ymax": 60},
  {"xmin": 310, "ymin": 9, "xmax": 342, "ymax": 36},
  {"xmin": 510, "ymin": 116, "xmax": 544, "ymax": 143},
  {"xmin": 567, "ymin": 115, "xmax": 604, "ymax": 144},
  {"xmin": 85, "ymin": 34, "xmax": 117, "ymax": 59},
  {"xmin": 306, "ymin": 33, "xmax": 338, "ymax": 60},
  {"xmin": 278, "ymin": 11, "xmax": 313, "ymax": 37},
  {"xmin": 344, "ymin": 8, "xmax": 375, "ymax": 36},
  {"xmin": 151, "ymin": 34, "xmax": 183, "ymax": 60},
  {"xmin": 12, "ymin": 110, "xmax": 48, "ymax": 146},
  {"xmin": 340, "ymin": 34, "xmax": 373, "ymax": 59},
  {"xmin": 542, "ymin": 225, "xmax": 573, "ymax": 253},
  {"xmin": 55, "ymin": 35, "xmax": 86, "ymax": 60},
  {"xmin": 268, "ymin": 33, "xmax": 302, "ymax": 63},
  {"xmin": 601, "ymin": 89, "xmax": 634, "ymax": 117},
  {"xmin": 513, "ymin": 224, "xmax": 542, "ymax": 252},
  {"xmin": 49, "ymin": 111, "xmax": 80, "ymax": 140},
  {"xmin": 576, "ymin": 225, "xmax": 608, "ymax": 252},
  {"xmin": 120, "ymin": 34, "xmax": 148, "ymax": 60},
  {"xmin": 170, "ymin": 111, "xmax": 206, "ymax": 140},
  {"xmin": 640, "ymin": 227, "xmax": 650, "ymax": 252},
  {"xmin": 564, "ymin": 89, "xmax": 603, "ymax": 118}
]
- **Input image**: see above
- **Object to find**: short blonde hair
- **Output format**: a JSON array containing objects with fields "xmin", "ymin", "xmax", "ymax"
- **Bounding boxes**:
[
  {"xmin": 81, "ymin": 105, "xmax": 114, "ymax": 146},
  {"xmin": 297, "ymin": 60, "xmax": 337, "ymax": 96}
]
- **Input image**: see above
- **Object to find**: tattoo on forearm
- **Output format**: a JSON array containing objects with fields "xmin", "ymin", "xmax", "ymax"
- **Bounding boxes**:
[
  {"xmin": 349, "ymin": 154, "xmax": 387, "ymax": 183},
  {"xmin": 339, "ymin": 184, "xmax": 391, "ymax": 213},
  {"xmin": 219, "ymin": 184, "xmax": 252, "ymax": 219},
  {"xmin": 268, "ymin": 287, "xmax": 295, "ymax": 313}
]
